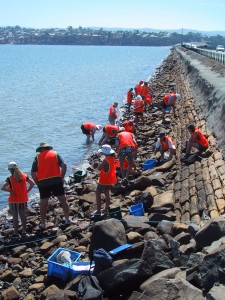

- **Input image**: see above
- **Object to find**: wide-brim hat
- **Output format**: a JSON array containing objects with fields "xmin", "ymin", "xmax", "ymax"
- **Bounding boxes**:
[
  {"xmin": 36, "ymin": 142, "xmax": 53, "ymax": 152},
  {"xmin": 98, "ymin": 144, "xmax": 115, "ymax": 155}
]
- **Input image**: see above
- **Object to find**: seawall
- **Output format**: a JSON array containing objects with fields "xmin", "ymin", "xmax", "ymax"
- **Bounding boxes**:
[{"xmin": 175, "ymin": 46, "xmax": 225, "ymax": 150}]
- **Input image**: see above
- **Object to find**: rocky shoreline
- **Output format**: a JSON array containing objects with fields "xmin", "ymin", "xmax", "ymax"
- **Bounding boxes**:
[{"xmin": 1, "ymin": 46, "xmax": 225, "ymax": 300}]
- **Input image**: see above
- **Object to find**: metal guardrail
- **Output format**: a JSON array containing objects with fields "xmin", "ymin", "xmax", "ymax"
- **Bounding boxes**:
[{"xmin": 182, "ymin": 45, "xmax": 225, "ymax": 65}]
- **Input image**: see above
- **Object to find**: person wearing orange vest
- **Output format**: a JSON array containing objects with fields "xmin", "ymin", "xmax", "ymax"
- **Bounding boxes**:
[
  {"xmin": 81, "ymin": 122, "xmax": 102, "ymax": 144},
  {"xmin": 94, "ymin": 144, "xmax": 116, "ymax": 217},
  {"xmin": 185, "ymin": 124, "xmax": 209, "ymax": 158},
  {"xmin": 134, "ymin": 95, "xmax": 145, "ymax": 125},
  {"xmin": 121, "ymin": 119, "xmax": 136, "ymax": 134},
  {"xmin": 127, "ymin": 88, "xmax": 134, "ymax": 112},
  {"xmin": 31, "ymin": 142, "xmax": 71, "ymax": 229},
  {"xmin": 116, "ymin": 131, "xmax": 137, "ymax": 183},
  {"xmin": 98, "ymin": 124, "xmax": 121, "ymax": 146},
  {"xmin": 135, "ymin": 81, "xmax": 143, "ymax": 95},
  {"xmin": 108, "ymin": 102, "xmax": 118, "ymax": 125},
  {"xmin": 141, "ymin": 82, "xmax": 149, "ymax": 99},
  {"xmin": 1, "ymin": 162, "xmax": 34, "ymax": 238},
  {"xmin": 161, "ymin": 92, "xmax": 181, "ymax": 122},
  {"xmin": 154, "ymin": 132, "xmax": 176, "ymax": 162}
]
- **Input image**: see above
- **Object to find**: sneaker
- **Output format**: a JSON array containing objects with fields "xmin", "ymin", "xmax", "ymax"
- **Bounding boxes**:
[
  {"xmin": 101, "ymin": 209, "xmax": 109, "ymax": 215},
  {"xmin": 64, "ymin": 219, "xmax": 76, "ymax": 226},
  {"xmin": 39, "ymin": 223, "xmax": 45, "ymax": 230},
  {"xmin": 91, "ymin": 210, "xmax": 102, "ymax": 217},
  {"xmin": 121, "ymin": 178, "xmax": 128, "ymax": 185},
  {"xmin": 12, "ymin": 233, "xmax": 20, "ymax": 239}
]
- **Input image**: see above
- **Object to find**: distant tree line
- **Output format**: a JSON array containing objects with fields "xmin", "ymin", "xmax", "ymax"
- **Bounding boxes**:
[{"xmin": 0, "ymin": 26, "xmax": 225, "ymax": 47}]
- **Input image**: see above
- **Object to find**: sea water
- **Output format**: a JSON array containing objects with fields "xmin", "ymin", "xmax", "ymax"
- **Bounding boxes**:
[{"xmin": 0, "ymin": 45, "xmax": 170, "ymax": 208}]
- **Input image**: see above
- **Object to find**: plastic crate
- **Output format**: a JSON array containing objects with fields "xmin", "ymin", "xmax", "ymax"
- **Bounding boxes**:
[
  {"xmin": 47, "ymin": 247, "xmax": 81, "ymax": 281},
  {"xmin": 142, "ymin": 158, "xmax": 157, "ymax": 170},
  {"xmin": 71, "ymin": 261, "xmax": 95, "ymax": 277},
  {"xmin": 129, "ymin": 202, "xmax": 144, "ymax": 217}
]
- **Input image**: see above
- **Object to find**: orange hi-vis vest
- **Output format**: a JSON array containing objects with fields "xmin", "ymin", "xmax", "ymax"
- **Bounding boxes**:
[
  {"xmin": 163, "ymin": 93, "xmax": 176, "ymax": 106},
  {"xmin": 109, "ymin": 106, "xmax": 118, "ymax": 118},
  {"xmin": 134, "ymin": 99, "xmax": 144, "ymax": 113},
  {"xmin": 160, "ymin": 136, "xmax": 175, "ymax": 151},
  {"xmin": 117, "ymin": 131, "xmax": 136, "ymax": 150},
  {"xmin": 123, "ymin": 121, "xmax": 134, "ymax": 132},
  {"xmin": 8, "ymin": 173, "xmax": 28, "ymax": 203},
  {"xmin": 193, "ymin": 128, "xmax": 208, "ymax": 147},
  {"xmin": 105, "ymin": 125, "xmax": 119, "ymax": 137},
  {"xmin": 127, "ymin": 91, "xmax": 133, "ymax": 103},
  {"xmin": 135, "ymin": 83, "xmax": 143, "ymax": 95},
  {"xmin": 141, "ymin": 85, "xmax": 149, "ymax": 97},
  {"xmin": 37, "ymin": 150, "xmax": 61, "ymax": 181},
  {"xmin": 144, "ymin": 93, "xmax": 152, "ymax": 104},
  {"xmin": 83, "ymin": 122, "xmax": 96, "ymax": 133},
  {"xmin": 98, "ymin": 156, "xmax": 116, "ymax": 185}
]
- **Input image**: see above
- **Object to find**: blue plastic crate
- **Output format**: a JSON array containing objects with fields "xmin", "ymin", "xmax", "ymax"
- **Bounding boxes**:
[
  {"xmin": 71, "ymin": 261, "xmax": 95, "ymax": 277},
  {"xmin": 129, "ymin": 202, "xmax": 144, "ymax": 216},
  {"xmin": 47, "ymin": 247, "xmax": 81, "ymax": 281},
  {"xmin": 142, "ymin": 158, "xmax": 157, "ymax": 170}
]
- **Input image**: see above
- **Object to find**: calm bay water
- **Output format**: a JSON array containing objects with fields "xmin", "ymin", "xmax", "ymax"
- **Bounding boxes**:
[{"xmin": 0, "ymin": 45, "xmax": 170, "ymax": 207}]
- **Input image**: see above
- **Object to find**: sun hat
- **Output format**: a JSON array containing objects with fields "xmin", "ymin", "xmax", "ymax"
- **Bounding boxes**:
[
  {"xmin": 98, "ymin": 144, "xmax": 115, "ymax": 155},
  {"xmin": 7, "ymin": 161, "xmax": 18, "ymax": 170},
  {"xmin": 176, "ymin": 93, "xmax": 181, "ymax": 101},
  {"xmin": 36, "ymin": 142, "xmax": 53, "ymax": 152},
  {"xmin": 96, "ymin": 125, "xmax": 102, "ymax": 131},
  {"xmin": 136, "ymin": 95, "xmax": 142, "ymax": 101}
]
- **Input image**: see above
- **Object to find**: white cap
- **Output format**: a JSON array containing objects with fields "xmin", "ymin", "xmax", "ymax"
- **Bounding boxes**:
[
  {"xmin": 96, "ymin": 125, "xmax": 102, "ymax": 131},
  {"xmin": 136, "ymin": 95, "xmax": 142, "ymax": 101},
  {"xmin": 98, "ymin": 144, "xmax": 115, "ymax": 155},
  {"xmin": 7, "ymin": 161, "xmax": 18, "ymax": 170}
]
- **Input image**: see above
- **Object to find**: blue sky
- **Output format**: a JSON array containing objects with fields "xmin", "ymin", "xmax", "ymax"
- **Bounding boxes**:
[{"xmin": 0, "ymin": 0, "xmax": 225, "ymax": 31}]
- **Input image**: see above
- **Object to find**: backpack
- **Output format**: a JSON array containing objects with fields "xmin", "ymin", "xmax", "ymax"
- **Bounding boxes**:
[
  {"xmin": 92, "ymin": 248, "xmax": 113, "ymax": 275},
  {"xmin": 77, "ymin": 275, "xmax": 103, "ymax": 300}
]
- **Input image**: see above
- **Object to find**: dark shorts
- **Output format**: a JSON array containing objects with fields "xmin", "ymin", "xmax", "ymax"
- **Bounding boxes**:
[
  {"xmin": 161, "ymin": 101, "xmax": 168, "ymax": 109},
  {"xmin": 118, "ymin": 146, "xmax": 134, "ymax": 158},
  {"xmin": 96, "ymin": 183, "xmax": 113, "ymax": 192},
  {"xmin": 38, "ymin": 182, "xmax": 65, "ymax": 199},
  {"xmin": 134, "ymin": 112, "xmax": 143, "ymax": 116},
  {"xmin": 81, "ymin": 124, "xmax": 90, "ymax": 135},
  {"xmin": 198, "ymin": 144, "xmax": 208, "ymax": 152},
  {"xmin": 9, "ymin": 202, "xmax": 27, "ymax": 213}
]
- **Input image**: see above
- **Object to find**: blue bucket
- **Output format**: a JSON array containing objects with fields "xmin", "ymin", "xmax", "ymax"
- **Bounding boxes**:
[
  {"xmin": 165, "ymin": 107, "xmax": 171, "ymax": 112},
  {"xmin": 129, "ymin": 202, "xmax": 144, "ymax": 216},
  {"xmin": 142, "ymin": 158, "xmax": 157, "ymax": 171}
]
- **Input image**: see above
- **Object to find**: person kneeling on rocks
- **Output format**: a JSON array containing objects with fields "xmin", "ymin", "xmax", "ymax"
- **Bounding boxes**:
[
  {"xmin": 154, "ymin": 132, "xmax": 176, "ymax": 162},
  {"xmin": 184, "ymin": 124, "xmax": 209, "ymax": 159},
  {"xmin": 94, "ymin": 145, "xmax": 117, "ymax": 217}
]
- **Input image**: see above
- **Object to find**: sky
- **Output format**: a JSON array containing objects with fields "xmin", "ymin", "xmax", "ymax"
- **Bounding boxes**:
[{"xmin": 0, "ymin": 0, "xmax": 225, "ymax": 32}]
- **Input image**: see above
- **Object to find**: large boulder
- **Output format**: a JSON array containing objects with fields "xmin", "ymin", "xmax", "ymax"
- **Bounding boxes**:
[
  {"xmin": 195, "ymin": 217, "xmax": 225, "ymax": 249},
  {"xmin": 89, "ymin": 219, "xmax": 127, "ymax": 258},
  {"xmin": 139, "ymin": 278, "xmax": 204, "ymax": 300}
]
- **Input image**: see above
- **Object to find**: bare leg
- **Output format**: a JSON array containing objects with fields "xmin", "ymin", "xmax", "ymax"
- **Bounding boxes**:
[
  {"xmin": 86, "ymin": 134, "xmax": 91, "ymax": 144},
  {"xmin": 39, "ymin": 198, "xmax": 48, "ymax": 225},
  {"xmin": 12, "ymin": 210, "xmax": 19, "ymax": 234},
  {"xmin": 95, "ymin": 186, "xmax": 102, "ymax": 212},
  {"xmin": 58, "ymin": 195, "xmax": 70, "ymax": 222},
  {"xmin": 104, "ymin": 188, "xmax": 111, "ymax": 210},
  {"xmin": 126, "ymin": 155, "xmax": 136, "ymax": 180},
  {"xmin": 19, "ymin": 208, "xmax": 27, "ymax": 233},
  {"xmin": 119, "ymin": 155, "xmax": 126, "ymax": 179}
]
